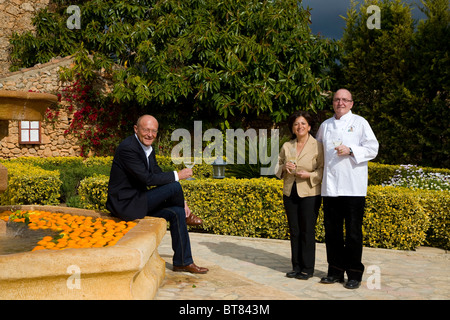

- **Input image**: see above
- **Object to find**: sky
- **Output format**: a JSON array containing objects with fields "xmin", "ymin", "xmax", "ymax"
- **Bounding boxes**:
[{"xmin": 301, "ymin": 0, "xmax": 428, "ymax": 39}]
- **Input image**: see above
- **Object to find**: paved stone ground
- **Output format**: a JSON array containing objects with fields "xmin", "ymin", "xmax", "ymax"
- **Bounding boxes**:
[{"xmin": 155, "ymin": 232, "xmax": 449, "ymax": 300}]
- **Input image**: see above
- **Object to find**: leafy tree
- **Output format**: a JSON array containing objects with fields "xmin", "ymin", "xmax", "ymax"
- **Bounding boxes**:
[
  {"xmin": 409, "ymin": 0, "xmax": 449, "ymax": 168},
  {"xmin": 9, "ymin": 0, "xmax": 339, "ymax": 155},
  {"xmin": 337, "ymin": 0, "xmax": 449, "ymax": 168}
]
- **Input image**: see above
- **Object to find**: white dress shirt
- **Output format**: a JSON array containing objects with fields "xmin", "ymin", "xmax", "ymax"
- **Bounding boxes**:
[
  {"xmin": 135, "ymin": 134, "xmax": 179, "ymax": 181},
  {"xmin": 316, "ymin": 111, "xmax": 378, "ymax": 197}
]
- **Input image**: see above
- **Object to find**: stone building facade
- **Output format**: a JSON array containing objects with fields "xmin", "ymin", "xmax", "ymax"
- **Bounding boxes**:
[
  {"xmin": 0, "ymin": 0, "xmax": 51, "ymax": 75},
  {"xmin": 0, "ymin": 56, "xmax": 81, "ymax": 158},
  {"xmin": 0, "ymin": 0, "xmax": 85, "ymax": 159}
]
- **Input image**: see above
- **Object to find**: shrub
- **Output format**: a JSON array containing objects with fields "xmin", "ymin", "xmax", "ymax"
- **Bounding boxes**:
[
  {"xmin": 6, "ymin": 156, "xmax": 84, "ymax": 167},
  {"xmin": 78, "ymin": 174, "xmax": 109, "ymax": 212},
  {"xmin": 77, "ymin": 175, "xmax": 449, "ymax": 250},
  {"xmin": 157, "ymin": 156, "xmax": 214, "ymax": 179},
  {"xmin": 181, "ymin": 178, "xmax": 289, "ymax": 239},
  {"xmin": 368, "ymin": 162, "xmax": 398, "ymax": 185},
  {"xmin": 364, "ymin": 186, "xmax": 430, "ymax": 250},
  {"xmin": 417, "ymin": 190, "xmax": 450, "ymax": 250},
  {"xmin": 2, "ymin": 156, "xmax": 112, "ymax": 205},
  {"xmin": 0, "ymin": 162, "xmax": 62, "ymax": 205},
  {"xmin": 5, "ymin": 156, "xmax": 445, "ymax": 250},
  {"xmin": 83, "ymin": 156, "xmax": 113, "ymax": 167}
]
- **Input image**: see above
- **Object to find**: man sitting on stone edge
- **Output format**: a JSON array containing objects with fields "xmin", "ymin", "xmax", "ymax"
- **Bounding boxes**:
[{"xmin": 106, "ymin": 114, "xmax": 208, "ymax": 274}]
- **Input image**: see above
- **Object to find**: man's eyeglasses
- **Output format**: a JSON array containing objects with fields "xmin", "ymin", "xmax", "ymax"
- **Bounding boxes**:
[
  {"xmin": 139, "ymin": 128, "xmax": 158, "ymax": 134},
  {"xmin": 333, "ymin": 98, "xmax": 353, "ymax": 103}
]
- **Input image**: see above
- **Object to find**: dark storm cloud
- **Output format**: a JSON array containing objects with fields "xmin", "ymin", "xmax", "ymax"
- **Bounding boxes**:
[
  {"xmin": 301, "ymin": 0, "xmax": 428, "ymax": 40},
  {"xmin": 301, "ymin": 0, "xmax": 351, "ymax": 39}
]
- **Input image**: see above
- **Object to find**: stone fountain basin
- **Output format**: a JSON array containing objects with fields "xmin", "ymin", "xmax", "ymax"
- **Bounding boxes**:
[
  {"xmin": 0, "ymin": 90, "xmax": 58, "ymax": 121},
  {"xmin": 0, "ymin": 205, "xmax": 167, "ymax": 300}
]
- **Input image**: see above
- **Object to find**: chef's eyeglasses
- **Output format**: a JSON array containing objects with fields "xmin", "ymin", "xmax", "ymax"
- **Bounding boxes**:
[{"xmin": 333, "ymin": 98, "xmax": 353, "ymax": 103}]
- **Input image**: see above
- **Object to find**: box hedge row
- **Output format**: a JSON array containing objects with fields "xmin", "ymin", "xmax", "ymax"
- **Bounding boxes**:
[
  {"xmin": 0, "ymin": 157, "xmax": 448, "ymax": 250},
  {"xmin": 76, "ymin": 175, "xmax": 448, "ymax": 250},
  {"xmin": 5, "ymin": 156, "xmax": 447, "ymax": 185},
  {"xmin": 0, "ymin": 162, "xmax": 62, "ymax": 205}
]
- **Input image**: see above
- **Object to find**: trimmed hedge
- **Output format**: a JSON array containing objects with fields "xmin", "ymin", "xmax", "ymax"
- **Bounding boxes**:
[
  {"xmin": 4, "ymin": 156, "xmax": 447, "ymax": 187},
  {"xmin": 182, "ymin": 178, "xmax": 289, "ymax": 239},
  {"xmin": 156, "ymin": 156, "xmax": 214, "ymax": 179},
  {"xmin": 364, "ymin": 186, "xmax": 430, "ymax": 250},
  {"xmin": 3, "ymin": 156, "xmax": 85, "ymax": 167},
  {"xmin": 0, "ymin": 156, "xmax": 111, "ymax": 206},
  {"xmin": 0, "ymin": 162, "xmax": 61, "ymax": 205},
  {"xmin": 417, "ymin": 189, "xmax": 450, "ymax": 250},
  {"xmin": 1, "ymin": 157, "xmax": 448, "ymax": 250},
  {"xmin": 78, "ymin": 174, "xmax": 109, "ymax": 212},
  {"xmin": 76, "ymin": 175, "xmax": 448, "ymax": 250}
]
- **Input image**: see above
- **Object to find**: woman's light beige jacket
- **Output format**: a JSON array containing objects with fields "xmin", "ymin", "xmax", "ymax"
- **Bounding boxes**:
[{"xmin": 275, "ymin": 135, "xmax": 324, "ymax": 197}]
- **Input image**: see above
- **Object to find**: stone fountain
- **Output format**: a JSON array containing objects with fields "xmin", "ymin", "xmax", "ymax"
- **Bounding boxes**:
[
  {"xmin": 0, "ymin": 205, "xmax": 167, "ymax": 300},
  {"xmin": 0, "ymin": 90, "xmax": 167, "ymax": 299}
]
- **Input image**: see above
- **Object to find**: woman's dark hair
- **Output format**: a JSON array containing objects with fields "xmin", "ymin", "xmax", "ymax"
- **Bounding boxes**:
[{"xmin": 287, "ymin": 111, "xmax": 313, "ymax": 139}]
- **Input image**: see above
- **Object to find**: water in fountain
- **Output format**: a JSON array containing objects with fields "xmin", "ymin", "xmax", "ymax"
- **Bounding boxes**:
[{"xmin": 0, "ymin": 220, "xmax": 59, "ymax": 255}]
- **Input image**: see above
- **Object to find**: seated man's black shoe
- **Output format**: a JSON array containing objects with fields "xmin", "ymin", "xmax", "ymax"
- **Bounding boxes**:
[
  {"xmin": 286, "ymin": 271, "xmax": 300, "ymax": 278},
  {"xmin": 319, "ymin": 275, "xmax": 344, "ymax": 284},
  {"xmin": 295, "ymin": 272, "xmax": 313, "ymax": 280},
  {"xmin": 344, "ymin": 279, "xmax": 361, "ymax": 289}
]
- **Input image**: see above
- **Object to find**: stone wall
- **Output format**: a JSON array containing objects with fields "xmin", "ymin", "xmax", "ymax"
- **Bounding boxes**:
[
  {"xmin": 0, "ymin": 56, "xmax": 82, "ymax": 158},
  {"xmin": 0, "ymin": 0, "xmax": 51, "ymax": 75},
  {"xmin": 0, "ymin": 0, "xmax": 78, "ymax": 159}
]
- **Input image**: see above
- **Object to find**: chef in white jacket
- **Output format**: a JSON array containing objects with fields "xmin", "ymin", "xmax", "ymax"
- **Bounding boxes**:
[{"xmin": 316, "ymin": 88, "xmax": 379, "ymax": 289}]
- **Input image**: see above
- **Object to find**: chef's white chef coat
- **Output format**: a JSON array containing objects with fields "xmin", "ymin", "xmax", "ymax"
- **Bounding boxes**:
[{"xmin": 316, "ymin": 111, "xmax": 379, "ymax": 197}]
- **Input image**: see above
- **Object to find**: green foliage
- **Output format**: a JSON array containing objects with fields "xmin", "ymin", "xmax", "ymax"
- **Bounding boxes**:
[
  {"xmin": 157, "ymin": 156, "xmax": 214, "ymax": 179},
  {"xmin": 57, "ymin": 58, "xmax": 136, "ymax": 156},
  {"xmin": 8, "ymin": 6, "xmax": 78, "ymax": 71},
  {"xmin": 225, "ymin": 135, "xmax": 285, "ymax": 179},
  {"xmin": 364, "ymin": 186, "xmax": 430, "ymax": 250},
  {"xmin": 25, "ymin": 156, "xmax": 110, "ymax": 204},
  {"xmin": 409, "ymin": 0, "xmax": 450, "ymax": 168},
  {"xmin": 2, "ymin": 157, "xmax": 448, "ymax": 249},
  {"xmin": 78, "ymin": 174, "xmax": 109, "ymax": 212},
  {"xmin": 116, "ymin": 0, "xmax": 339, "ymax": 122},
  {"xmin": 182, "ymin": 178, "xmax": 289, "ymax": 238},
  {"xmin": 0, "ymin": 157, "xmax": 111, "ymax": 206},
  {"xmin": 0, "ymin": 162, "xmax": 62, "ymax": 205},
  {"xmin": 417, "ymin": 190, "xmax": 450, "ymax": 250},
  {"xmin": 75, "ymin": 172, "xmax": 449, "ymax": 250},
  {"xmin": 9, "ymin": 0, "xmax": 339, "ymax": 128},
  {"xmin": 337, "ymin": 0, "xmax": 450, "ymax": 168},
  {"xmin": 368, "ymin": 162, "xmax": 399, "ymax": 185}
]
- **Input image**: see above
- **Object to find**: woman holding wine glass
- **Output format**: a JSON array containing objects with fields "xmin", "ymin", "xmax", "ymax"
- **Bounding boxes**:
[{"xmin": 275, "ymin": 111, "xmax": 324, "ymax": 280}]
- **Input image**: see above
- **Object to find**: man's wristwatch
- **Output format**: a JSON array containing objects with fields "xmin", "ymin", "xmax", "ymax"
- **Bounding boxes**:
[{"xmin": 349, "ymin": 147, "xmax": 353, "ymax": 156}]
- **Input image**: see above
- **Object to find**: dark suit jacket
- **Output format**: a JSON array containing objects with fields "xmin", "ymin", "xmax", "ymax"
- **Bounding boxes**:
[{"xmin": 106, "ymin": 135, "xmax": 176, "ymax": 221}]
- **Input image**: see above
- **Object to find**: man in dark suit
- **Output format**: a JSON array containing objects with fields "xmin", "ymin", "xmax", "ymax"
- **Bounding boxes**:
[{"xmin": 106, "ymin": 114, "xmax": 208, "ymax": 274}]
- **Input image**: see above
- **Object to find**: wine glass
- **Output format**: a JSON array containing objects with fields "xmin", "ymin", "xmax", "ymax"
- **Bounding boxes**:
[
  {"xmin": 183, "ymin": 158, "xmax": 195, "ymax": 180},
  {"xmin": 332, "ymin": 136, "xmax": 343, "ymax": 148},
  {"xmin": 331, "ymin": 135, "xmax": 342, "ymax": 157},
  {"xmin": 286, "ymin": 147, "xmax": 297, "ymax": 175}
]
